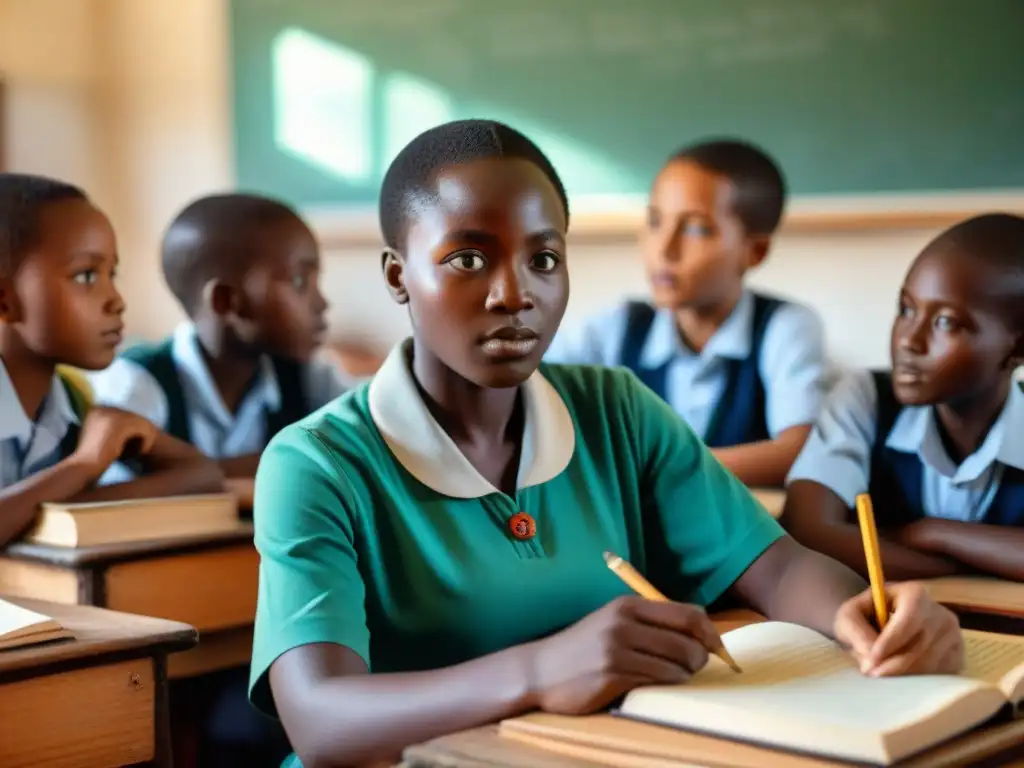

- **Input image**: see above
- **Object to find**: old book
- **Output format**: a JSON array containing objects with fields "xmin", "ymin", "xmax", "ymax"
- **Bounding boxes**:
[
  {"xmin": 0, "ymin": 598, "xmax": 73, "ymax": 651},
  {"xmin": 23, "ymin": 493, "xmax": 239, "ymax": 547},
  {"xmin": 616, "ymin": 621, "xmax": 1024, "ymax": 765}
]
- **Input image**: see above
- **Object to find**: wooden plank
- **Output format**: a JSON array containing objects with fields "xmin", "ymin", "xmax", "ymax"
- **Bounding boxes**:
[
  {"xmin": 167, "ymin": 626, "xmax": 254, "ymax": 680},
  {"xmin": 0, "ymin": 658, "xmax": 155, "ymax": 767},
  {"xmin": 104, "ymin": 544, "xmax": 258, "ymax": 633},
  {"xmin": 0, "ymin": 598, "xmax": 195, "ymax": 681}
]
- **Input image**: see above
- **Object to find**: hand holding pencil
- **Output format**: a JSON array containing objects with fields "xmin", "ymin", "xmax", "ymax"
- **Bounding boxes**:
[
  {"xmin": 832, "ymin": 493, "xmax": 965, "ymax": 677},
  {"xmin": 525, "ymin": 553, "xmax": 734, "ymax": 716},
  {"xmin": 603, "ymin": 551, "xmax": 743, "ymax": 673}
]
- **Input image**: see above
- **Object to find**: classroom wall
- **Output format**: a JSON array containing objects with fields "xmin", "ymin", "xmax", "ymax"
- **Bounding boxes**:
[{"xmin": 0, "ymin": 0, "xmax": 999, "ymax": 370}]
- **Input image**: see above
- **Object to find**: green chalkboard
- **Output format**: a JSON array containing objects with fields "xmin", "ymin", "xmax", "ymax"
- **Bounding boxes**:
[{"xmin": 230, "ymin": 0, "xmax": 1024, "ymax": 207}]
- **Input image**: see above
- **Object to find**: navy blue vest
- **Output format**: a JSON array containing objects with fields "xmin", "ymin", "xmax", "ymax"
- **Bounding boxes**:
[
  {"xmin": 868, "ymin": 371, "xmax": 1024, "ymax": 526},
  {"xmin": 619, "ymin": 294, "xmax": 784, "ymax": 448},
  {"xmin": 119, "ymin": 339, "xmax": 310, "ymax": 445},
  {"xmin": 56, "ymin": 374, "xmax": 89, "ymax": 460}
]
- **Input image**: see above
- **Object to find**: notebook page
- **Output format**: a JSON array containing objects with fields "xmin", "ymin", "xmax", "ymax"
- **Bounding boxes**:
[
  {"xmin": 683, "ymin": 622, "xmax": 985, "ymax": 730},
  {"xmin": 0, "ymin": 598, "xmax": 51, "ymax": 638}
]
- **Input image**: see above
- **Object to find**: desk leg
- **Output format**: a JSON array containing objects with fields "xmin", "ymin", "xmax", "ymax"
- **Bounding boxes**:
[{"xmin": 153, "ymin": 654, "xmax": 173, "ymax": 768}]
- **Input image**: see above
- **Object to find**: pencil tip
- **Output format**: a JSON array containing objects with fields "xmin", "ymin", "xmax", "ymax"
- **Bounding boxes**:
[{"xmin": 602, "ymin": 551, "xmax": 614, "ymax": 563}]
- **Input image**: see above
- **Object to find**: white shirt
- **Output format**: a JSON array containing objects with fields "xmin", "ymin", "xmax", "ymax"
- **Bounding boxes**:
[{"xmin": 88, "ymin": 323, "xmax": 349, "ymax": 458}]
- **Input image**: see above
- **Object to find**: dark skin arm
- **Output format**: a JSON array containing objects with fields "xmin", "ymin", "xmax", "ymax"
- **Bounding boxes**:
[
  {"xmin": 71, "ymin": 432, "xmax": 225, "ymax": 503},
  {"xmin": 897, "ymin": 518, "xmax": 1024, "ymax": 581},
  {"xmin": 783, "ymin": 480, "xmax": 962, "ymax": 580},
  {"xmin": 712, "ymin": 425, "xmax": 812, "ymax": 488},
  {"xmin": 728, "ymin": 533, "xmax": 867, "ymax": 636},
  {"xmin": 0, "ymin": 433, "xmax": 223, "ymax": 547},
  {"xmin": 270, "ymin": 642, "xmax": 535, "ymax": 768},
  {"xmin": 219, "ymin": 454, "xmax": 262, "ymax": 479},
  {"xmin": 0, "ymin": 457, "xmax": 100, "ymax": 547}
]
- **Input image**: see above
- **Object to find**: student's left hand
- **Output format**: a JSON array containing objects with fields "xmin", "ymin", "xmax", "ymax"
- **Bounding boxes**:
[{"xmin": 833, "ymin": 582, "xmax": 964, "ymax": 677}]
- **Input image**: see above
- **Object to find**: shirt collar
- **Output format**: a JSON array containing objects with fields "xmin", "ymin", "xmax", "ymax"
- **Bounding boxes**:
[
  {"xmin": 367, "ymin": 339, "xmax": 576, "ymax": 499},
  {"xmin": 639, "ymin": 290, "xmax": 755, "ymax": 368},
  {"xmin": 171, "ymin": 323, "xmax": 281, "ymax": 428},
  {"xmin": 886, "ymin": 381, "xmax": 1024, "ymax": 481},
  {"xmin": 0, "ymin": 357, "xmax": 80, "ymax": 445}
]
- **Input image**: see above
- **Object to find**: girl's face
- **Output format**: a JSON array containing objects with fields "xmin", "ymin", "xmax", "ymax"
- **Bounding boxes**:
[{"xmin": 384, "ymin": 158, "xmax": 569, "ymax": 389}]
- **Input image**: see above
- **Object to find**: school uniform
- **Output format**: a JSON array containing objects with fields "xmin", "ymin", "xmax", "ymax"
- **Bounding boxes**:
[
  {"xmin": 0, "ymin": 359, "xmax": 130, "ymax": 490},
  {"xmin": 247, "ymin": 339, "xmax": 785, "ymax": 763},
  {"xmin": 545, "ymin": 291, "xmax": 828, "ymax": 447},
  {"xmin": 787, "ymin": 370, "xmax": 1024, "ymax": 524},
  {"xmin": 87, "ymin": 323, "xmax": 348, "ymax": 457}
]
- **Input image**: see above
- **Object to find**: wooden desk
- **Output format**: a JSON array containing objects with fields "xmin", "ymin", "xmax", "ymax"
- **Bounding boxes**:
[
  {"xmin": 403, "ymin": 719, "xmax": 1024, "ymax": 768},
  {"xmin": 401, "ymin": 610, "xmax": 1024, "ymax": 768},
  {"xmin": 0, "ymin": 524, "xmax": 258, "ymax": 678},
  {"xmin": 0, "ymin": 597, "xmax": 196, "ymax": 768}
]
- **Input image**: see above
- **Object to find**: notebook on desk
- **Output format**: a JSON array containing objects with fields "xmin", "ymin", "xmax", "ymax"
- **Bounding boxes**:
[
  {"xmin": 23, "ymin": 493, "xmax": 240, "ymax": 547},
  {"xmin": 612, "ymin": 621, "xmax": 1024, "ymax": 765},
  {"xmin": 0, "ymin": 598, "xmax": 73, "ymax": 651}
]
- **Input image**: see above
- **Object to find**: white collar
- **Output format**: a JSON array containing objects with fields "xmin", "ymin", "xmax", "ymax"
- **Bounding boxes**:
[
  {"xmin": 171, "ymin": 323, "xmax": 281, "ymax": 427},
  {"xmin": 886, "ymin": 381, "xmax": 1024, "ymax": 481},
  {"xmin": 639, "ymin": 290, "xmax": 756, "ymax": 368},
  {"xmin": 0, "ymin": 357, "xmax": 80, "ymax": 445},
  {"xmin": 367, "ymin": 340, "xmax": 576, "ymax": 498}
]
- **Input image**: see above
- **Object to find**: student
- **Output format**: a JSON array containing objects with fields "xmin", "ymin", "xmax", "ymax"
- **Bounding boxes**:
[
  {"xmin": 87, "ymin": 192, "xmax": 342, "ymax": 766},
  {"xmin": 247, "ymin": 120, "xmax": 962, "ymax": 768},
  {"xmin": 0, "ymin": 173, "xmax": 222, "ymax": 548},
  {"xmin": 89, "ymin": 193, "xmax": 347, "ymax": 480},
  {"xmin": 785, "ymin": 213, "xmax": 1024, "ymax": 582},
  {"xmin": 546, "ymin": 139, "xmax": 827, "ymax": 488}
]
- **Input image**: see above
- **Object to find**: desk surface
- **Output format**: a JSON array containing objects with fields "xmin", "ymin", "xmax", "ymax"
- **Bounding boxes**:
[
  {"xmin": 0, "ymin": 597, "xmax": 197, "ymax": 681},
  {"xmin": 3, "ymin": 522, "xmax": 254, "ymax": 567}
]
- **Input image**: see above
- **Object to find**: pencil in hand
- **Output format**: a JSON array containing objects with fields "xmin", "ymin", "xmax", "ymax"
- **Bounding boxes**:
[
  {"xmin": 602, "ymin": 551, "xmax": 743, "ymax": 673},
  {"xmin": 855, "ymin": 493, "xmax": 890, "ymax": 630}
]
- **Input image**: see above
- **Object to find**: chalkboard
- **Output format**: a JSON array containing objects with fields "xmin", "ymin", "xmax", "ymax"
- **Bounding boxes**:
[{"xmin": 230, "ymin": 0, "xmax": 1024, "ymax": 208}]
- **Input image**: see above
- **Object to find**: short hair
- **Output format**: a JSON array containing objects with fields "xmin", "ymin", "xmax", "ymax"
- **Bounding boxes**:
[
  {"xmin": 926, "ymin": 212, "xmax": 1024, "ymax": 331},
  {"xmin": 0, "ymin": 173, "xmax": 87, "ymax": 278},
  {"xmin": 379, "ymin": 119, "xmax": 570, "ymax": 250},
  {"xmin": 161, "ymin": 193, "xmax": 303, "ymax": 315},
  {"xmin": 668, "ymin": 139, "xmax": 786, "ymax": 235}
]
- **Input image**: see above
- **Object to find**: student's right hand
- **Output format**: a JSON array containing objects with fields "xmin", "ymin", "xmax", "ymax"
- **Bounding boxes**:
[
  {"xmin": 527, "ymin": 596, "xmax": 722, "ymax": 715},
  {"xmin": 72, "ymin": 407, "xmax": 159, "ymax": 476}
]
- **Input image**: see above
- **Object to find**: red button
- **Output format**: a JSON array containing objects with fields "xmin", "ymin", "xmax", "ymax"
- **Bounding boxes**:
[{"xmin": 508, "ymin": 512, "xmax": 536, "ymax": 541}]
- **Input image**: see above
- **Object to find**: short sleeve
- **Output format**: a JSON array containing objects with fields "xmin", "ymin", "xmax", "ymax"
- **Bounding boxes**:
[
  {"xmin": 544, "ymin": 305, "xmax": 629, "ymax": 366},
  {"xmin": 248, "ymin": 424, "xmax": 370, "ymax": 717},
  {"xmin": 303, "ymin": 357, "xmax": 349, "ymax": 410},
  {"xmin": 758, "ymin": 303, "xmax": 829, "ymax": 436},
  {"xmin": 629, "ymin": 373, "xmax": 785, "ymax": 606},
  {"xmin": 87, "ymin": 359, "xmax": 169, "ymax": 430},
  {"xmin": 786, "ymin": 369, "xmax": 878, "ymax": 507}
]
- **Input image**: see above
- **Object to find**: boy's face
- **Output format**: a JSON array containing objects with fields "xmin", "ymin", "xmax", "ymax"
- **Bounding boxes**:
[
  {"xmin": 641, "ymin": 160, "xmax": 767, "ymax": 312},
  {"xmin": 0, "ymin": 198, "xmax": 125, "ymax": 370},
  {"xmin": 233, "ymin": 216, "xmax": 329, "ymax": 363},
  {"xmin": 891, "ymin": 245, "xmax": 1021, "ymax": 407}
]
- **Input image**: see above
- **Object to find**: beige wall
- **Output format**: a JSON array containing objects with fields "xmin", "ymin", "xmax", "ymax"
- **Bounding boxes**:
[{"xmin": 2, "ymin": 0, "xmax": 1020, "ymax": 372}]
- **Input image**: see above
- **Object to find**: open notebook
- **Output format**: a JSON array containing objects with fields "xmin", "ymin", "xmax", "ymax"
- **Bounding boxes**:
[
  {"xmin": 24, "ymin": 493, "xmax": 240, "ymax": 547},
  {"xmin": 617, "ymin": 621, "xmax": 1024, "ymax": 766},
  {"xmin": 0, "ymin": 598, "xmax": 73, "ymax": 651}
]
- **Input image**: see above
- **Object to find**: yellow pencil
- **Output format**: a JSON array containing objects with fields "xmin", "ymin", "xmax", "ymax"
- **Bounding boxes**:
[
  {"xmin": 603, "ymin": 551, "xmax": 742, "ymax": 673},
  {"xmin": 855, "ymin": 493, "xmax": 890, "ymax": 629}
]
